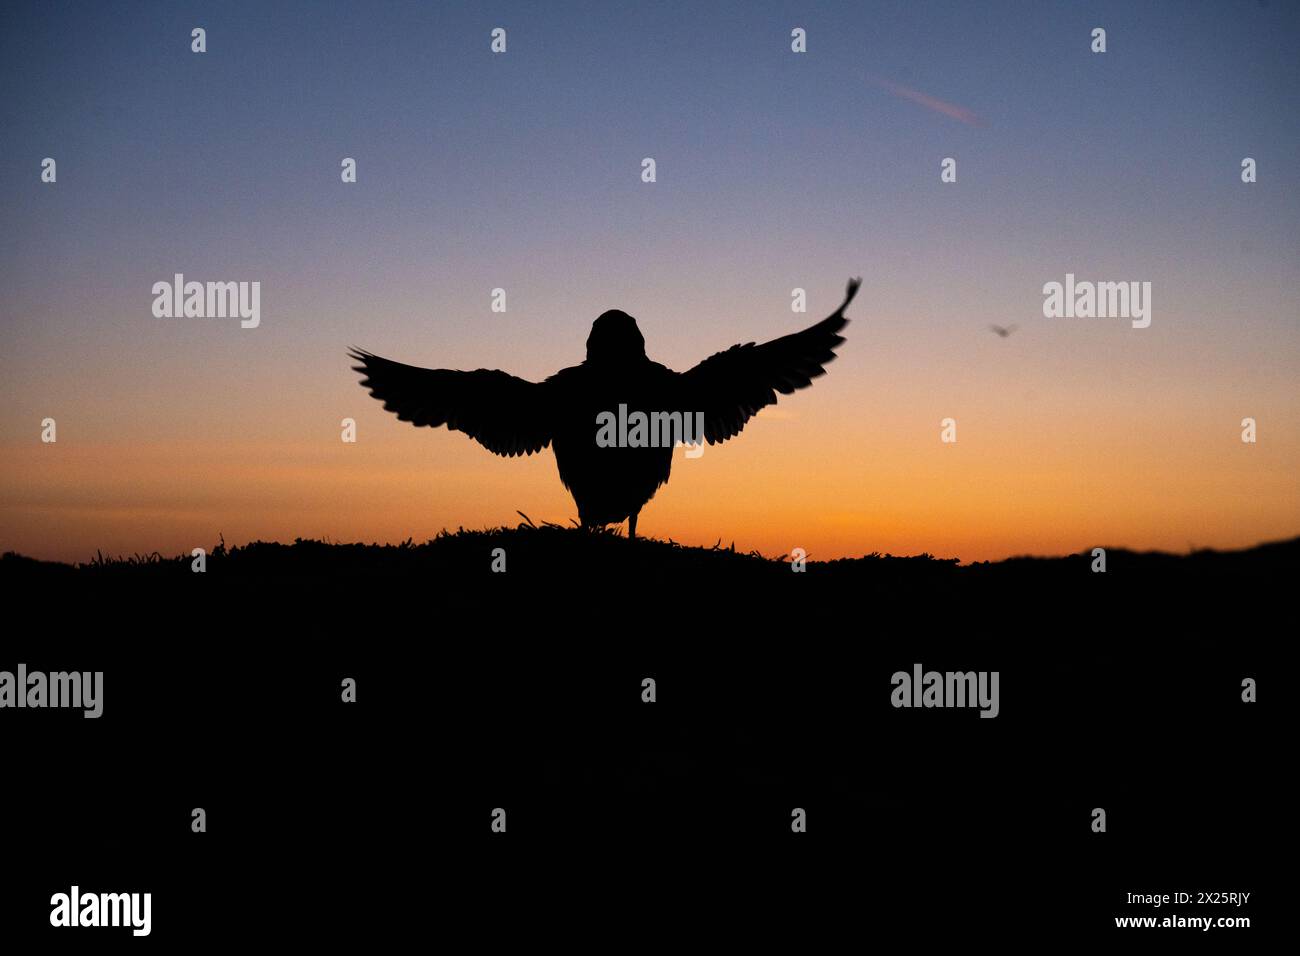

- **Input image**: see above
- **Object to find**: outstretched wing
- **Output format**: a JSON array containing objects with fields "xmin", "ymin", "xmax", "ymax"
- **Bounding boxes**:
[
  {"xmin": 348, "ymin": 348, "xmax": 551, "ymax": 457},
  {"xmin": 679, "ymin": 277, "xmax": 859, "ymax": 444}
]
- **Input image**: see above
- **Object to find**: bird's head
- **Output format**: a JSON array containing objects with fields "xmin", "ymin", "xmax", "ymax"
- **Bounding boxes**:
[{"xmin": 587, "ymin": 310, "xmax": 646, "ymax": 362}]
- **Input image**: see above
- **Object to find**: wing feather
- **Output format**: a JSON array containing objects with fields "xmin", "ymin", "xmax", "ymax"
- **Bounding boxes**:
[
  {"xmin": 679, "ymin": 278, "xmax": 859, "ymax": 444},
  {"xmin": 348, "ymin": 349, "xmax": 551, "ymax": 457}
]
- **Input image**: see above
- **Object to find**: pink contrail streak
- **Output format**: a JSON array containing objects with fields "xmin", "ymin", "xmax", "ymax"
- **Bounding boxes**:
[{"xmin": 868, "ymin": 75, "xmax": 985, "ymax": 127}]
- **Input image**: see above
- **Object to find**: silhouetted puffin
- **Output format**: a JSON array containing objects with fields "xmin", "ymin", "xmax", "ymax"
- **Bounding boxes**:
[{"xmin": 349, "ymin": 278, "xmax": 859, "ymax": 538}]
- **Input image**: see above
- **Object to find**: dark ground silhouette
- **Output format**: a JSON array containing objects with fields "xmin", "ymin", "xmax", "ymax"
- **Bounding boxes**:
[
  {"xmin": 4, "ymin": 527, "xmax": 1295, "ymax": 581},
  {"xmin": 3, "ymin": 529, "xmax": 1283, "ymax": 943}
]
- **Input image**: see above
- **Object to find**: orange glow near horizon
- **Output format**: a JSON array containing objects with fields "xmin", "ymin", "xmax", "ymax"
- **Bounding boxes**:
[
  {"xmin": 4, "ymin": 351, "xmax": 1296, "ymax": 565},
  {"xmin": 6, "ymin": 273, "xmax": 1299, "ymax": 565},
  {"xmin": 4, "ymin": 290, "xmax": 1299, "ymax": 565}
]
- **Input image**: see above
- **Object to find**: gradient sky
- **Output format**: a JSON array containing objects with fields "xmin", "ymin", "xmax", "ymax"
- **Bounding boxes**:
[{"xmin": 2, "ymin": 0, "xmax": 1297, "ymax": 563}]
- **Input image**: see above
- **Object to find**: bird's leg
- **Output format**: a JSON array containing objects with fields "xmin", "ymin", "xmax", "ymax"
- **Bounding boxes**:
[{"xmin": 628, "ymin": 511, "xmax": 638, "ymax": 540}]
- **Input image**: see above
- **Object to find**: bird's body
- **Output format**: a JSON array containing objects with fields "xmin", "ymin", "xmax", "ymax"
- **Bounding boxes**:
[
  {"xmin": 546, "ymin": 358, "xmax": 677, "ymax": 529},
  {"xmin": 350, "ymin": 278, "xmax": 859, "ymax": 537}
]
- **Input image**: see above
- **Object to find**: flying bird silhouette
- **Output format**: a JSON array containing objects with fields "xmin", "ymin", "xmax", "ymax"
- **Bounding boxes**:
[
  {"xmin": 349, "ymin": 278, "xmax": 860, "ymax": 538},
  {"xmin": 989, "ymin": 323, "xmax": 1017, "ymax": 338}
]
